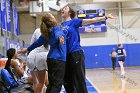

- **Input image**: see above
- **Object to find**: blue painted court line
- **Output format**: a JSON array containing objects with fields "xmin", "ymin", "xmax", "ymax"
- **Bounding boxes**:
[{"xmin": 60, "ymin": 79, "xmax": 98, "ymax": 93}]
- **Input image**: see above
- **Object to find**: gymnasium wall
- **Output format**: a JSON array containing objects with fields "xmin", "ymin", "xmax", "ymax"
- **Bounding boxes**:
[
  {"xmin": 18, "ymin": 3, "xmax": 140, "ymax": 69},
  {"xmin": 82, "ymin": 43, "xmax": 140, "ymax": 68},
  {"xmin": 80, "ymin": 9, "xmax": 140, "ymax": 68},
  {"xmin": 18, "ymin": 12, "xmax": 60, "ymax": 45}
]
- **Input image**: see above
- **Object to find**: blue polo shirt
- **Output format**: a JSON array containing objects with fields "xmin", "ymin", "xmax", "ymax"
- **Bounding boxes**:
[
  {"xmin": 61, "ymin": 18, "xmax": 83, "ymax": 54},
  {"xmin": 27, "ymin": 26, "xmax": 66, "ymax": 61}
]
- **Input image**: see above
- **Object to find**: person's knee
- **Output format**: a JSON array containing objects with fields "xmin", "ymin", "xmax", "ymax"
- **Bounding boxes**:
[{"xmin": 38, "ymin": 82, "xmax": 44, "ymax": 85}]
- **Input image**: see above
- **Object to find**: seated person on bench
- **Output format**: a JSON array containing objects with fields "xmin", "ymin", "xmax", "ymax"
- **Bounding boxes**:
[{"xmin": 5, "ymin": 48, "xmax": 32, "ymax": 85}]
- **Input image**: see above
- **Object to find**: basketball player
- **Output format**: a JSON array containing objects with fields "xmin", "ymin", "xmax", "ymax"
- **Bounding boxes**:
[{"xmin": 116, "ymin": 43, "xmax": 127, "ymax": 78}]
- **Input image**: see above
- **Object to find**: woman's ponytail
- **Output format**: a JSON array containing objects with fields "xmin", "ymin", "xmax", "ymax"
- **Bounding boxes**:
[
  {"xmin": 40, "ymin": 21, "xmax": 49, "ymax": 38},
  {"xmin": 5, "ymin": 48, "xmax": 16, "ymax": 75}
]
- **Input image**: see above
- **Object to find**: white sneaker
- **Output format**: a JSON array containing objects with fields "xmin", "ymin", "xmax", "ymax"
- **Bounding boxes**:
[{"xmin": 120, "ymin": 74, "xmax": 125, "ymax": 78}]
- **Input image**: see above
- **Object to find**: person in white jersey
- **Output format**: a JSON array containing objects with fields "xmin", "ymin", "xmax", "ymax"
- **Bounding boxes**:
[{"xmin": 27, "ymin": 28, "xmax": 49, "ymax": 93}]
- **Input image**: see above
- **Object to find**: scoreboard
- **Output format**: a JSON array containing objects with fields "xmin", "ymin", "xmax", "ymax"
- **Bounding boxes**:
[{"xmin": 77, "ymin": 9, "xmax": 107, "ymax": 33}]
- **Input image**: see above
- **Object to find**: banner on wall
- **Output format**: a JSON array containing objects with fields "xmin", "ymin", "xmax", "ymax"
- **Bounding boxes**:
[
  {"xmin": 77, "ymin": 9, "xmax": 107, "ymax": 33},
  {"xmin": 13, "ymin": 5, "xmax": 19, "ymax": 36},
  {"xmin": 6, "ymin": 0, "xmax": 11, "ymax": 32},
  {"xmin": 5, "ymin": 38, "xmax": 22, "ymax": 51},
  {"xmin": 9, "ymin": 41, "xmax": 21, "ymax": 50},
  {"xmin": 1, "ymin": 0, "xmax": 6, "ymax": 31}
]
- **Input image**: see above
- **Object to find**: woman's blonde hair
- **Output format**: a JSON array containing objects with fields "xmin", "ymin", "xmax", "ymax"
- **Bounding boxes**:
[{"xmin": 40, "ymin": 13, "xmax": 58, "ymax": 37}]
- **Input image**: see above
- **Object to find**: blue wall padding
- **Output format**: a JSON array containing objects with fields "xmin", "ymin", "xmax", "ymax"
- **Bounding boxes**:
[{"xmin": 82, "ymin": 43, "xmax": 140, "ymax": 68}]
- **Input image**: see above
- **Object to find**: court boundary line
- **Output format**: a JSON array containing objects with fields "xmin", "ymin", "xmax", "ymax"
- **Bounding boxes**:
[{"xmin": 86, "ymin": 77, "xmax": 102, "ymax": 93}]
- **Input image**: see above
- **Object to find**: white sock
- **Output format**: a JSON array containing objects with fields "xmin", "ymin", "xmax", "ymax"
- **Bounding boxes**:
[{"xmin": 121, "ymin": 71, "xmax": 125, "ymax": 75}]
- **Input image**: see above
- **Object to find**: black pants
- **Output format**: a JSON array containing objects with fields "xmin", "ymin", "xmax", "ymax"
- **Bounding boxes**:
[
  {"xmin": 46, "ymin": 58, "xmax": 65, "ymax": 93},
  {"xmin": 111, "ymin": 57, "xmax": 116, "ymax": 70},
  {"xmin": 64, "ymin": 50, "xmax": 88, "ymax": 93}
]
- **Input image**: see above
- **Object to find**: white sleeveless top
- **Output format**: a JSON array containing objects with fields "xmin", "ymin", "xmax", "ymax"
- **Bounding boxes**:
[{"xmin": 30, "ymin": 28, "xmax": 49, "ymax": 53}]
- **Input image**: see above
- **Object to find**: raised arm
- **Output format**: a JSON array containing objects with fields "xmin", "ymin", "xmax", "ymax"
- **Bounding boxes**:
[
  {"xmin": 27, "ymin": 35, "xmax": 47, "ymax": 51},
  {"xmin": 82, "ymin": 14, "xmax": 117, "ymax": 25}
]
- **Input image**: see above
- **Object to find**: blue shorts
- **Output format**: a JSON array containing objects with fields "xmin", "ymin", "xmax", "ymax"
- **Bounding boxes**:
[{"xmin": 118, "ymin": 56, "xmax": 125, "ymax": 62}]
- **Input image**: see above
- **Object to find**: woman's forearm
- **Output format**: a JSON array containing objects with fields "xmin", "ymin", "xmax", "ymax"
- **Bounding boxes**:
[
  {"xmin": 27, "ymin": 35, "xmax": 47, "ymax": 51},
  {"xmin": 82, "ymin": 14, "xmax": 117, "ymax": 25},
  {"xmin": 82, "ymin": 16, "xmax": 107, "ymax": 25}
]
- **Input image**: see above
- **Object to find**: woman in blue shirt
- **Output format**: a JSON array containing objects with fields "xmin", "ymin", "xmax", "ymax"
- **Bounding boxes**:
[
  {"xmin": 116, "ymin": 43, "xmax": 127, "ymax": 78},
  {"xmin": 61, "ymin": 5, "xmax": 117, "ymax": 93},
  {"xmin": 21, "ymin": 13, "xmax": 66, "ymax": 93}
]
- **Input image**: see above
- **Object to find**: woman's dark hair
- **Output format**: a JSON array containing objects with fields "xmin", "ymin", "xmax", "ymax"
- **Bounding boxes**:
[
  {"xmin": 68, "ymin": 6, "xmax": 76, "ymax": 19},
  {"xmin": 5, "ymin": 48, "xmax": 16, "ymax": 77},
  {"xmin": 40, "ymin": 13, "xmax": 58, "ymax": 38},
  {"xmin": 43, "ymin": 41, "xmax": 49, "ymax": 50},
  {"xmin": 6, "ymin": 48, "xmax": 16, "ymax": 59}
]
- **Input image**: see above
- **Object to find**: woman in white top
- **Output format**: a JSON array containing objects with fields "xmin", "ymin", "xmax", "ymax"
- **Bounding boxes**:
[
  {"xmin": 5, "ymin": 48, "xmax": 33, "ymax": 85},
  {"xmin": 27, "ymin": 28, "xmax": 49, "ymax": 93}
]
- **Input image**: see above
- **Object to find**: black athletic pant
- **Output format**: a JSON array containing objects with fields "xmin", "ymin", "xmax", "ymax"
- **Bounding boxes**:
[
  {"xmin": 64, "ymin": 50, "xmax": 88, "ymax": 93},
  {"xmin": 46, "ymin": 58, "xmax": 65, "ymax": 93},
  {"xmin": 111, "ymin": 57, "xmax": 116, "ymax": 70}
]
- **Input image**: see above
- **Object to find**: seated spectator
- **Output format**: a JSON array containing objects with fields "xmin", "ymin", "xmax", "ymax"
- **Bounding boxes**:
[{"xmin": 5, "ymin": 48, "xmax": 32, "ymax": 84}]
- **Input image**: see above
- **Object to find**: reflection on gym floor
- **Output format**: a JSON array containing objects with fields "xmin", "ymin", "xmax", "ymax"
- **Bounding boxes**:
[{"xmin": 86, "ymin": 67, "xmax": 140, "ymax": 93}]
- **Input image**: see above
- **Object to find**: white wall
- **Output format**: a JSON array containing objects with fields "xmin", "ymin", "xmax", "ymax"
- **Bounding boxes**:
[
  {"xmin": 80, "ymin": 29, "xmax": 119, "ymax": 46},
  {"xmin": 80, "ymin": 7, "xmax": 140, "ymax": 46},
  {"xmin": 80, "ymin": 28, "xmax": 140, "ymax": 46}
]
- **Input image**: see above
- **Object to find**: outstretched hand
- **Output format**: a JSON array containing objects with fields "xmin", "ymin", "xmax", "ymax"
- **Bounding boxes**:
[
  {"xmin": 59, "ymin": 36, "xmax": 64, "ymax": 44},
  {"xmin": 107, "ymin": 14, "xmax": 117, "ymax": 19},
  {"xmin": 19, "ymin": 48, "xmax": 28, "ymax": 54}
]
